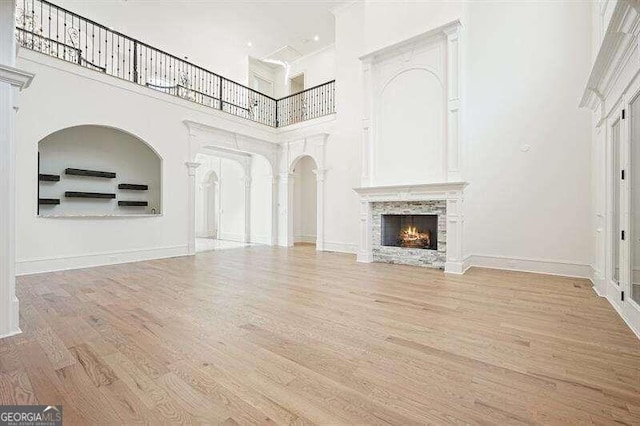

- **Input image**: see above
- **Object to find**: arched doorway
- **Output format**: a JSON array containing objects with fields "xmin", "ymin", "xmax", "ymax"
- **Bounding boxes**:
[
  {"xmin": 199, "ymin": 171, "xmax": 218, "ymax": 239},
  {"xmin": 289, "ymin": 155, "xmax": 320, "ymax": 249}
]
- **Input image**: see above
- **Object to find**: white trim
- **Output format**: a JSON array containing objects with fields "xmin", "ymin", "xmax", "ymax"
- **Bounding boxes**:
[
  {"xmin": 0, "ymin": 64, "xmax": 34, "ymax": 89},
  {"xmin": 466, "ymin": 255, "xmax": 592, "ymax": 279},
  {"xmin": 353, "ymin": 182, "xmax": 468, "ymax": 200},
  {"xmin": 218, "ymin": 232, "xmax": 245, "ymax": 243},
  {"xmin": 359, "ymin": 20, "xmax": 462, "ymax": 62},
  {"xmin": 294, "ymin": 234, "xmax": 317, "ymax": 244},
  {"xmin": 16, "ymin": 245, "xmax": 188, "ymax": 275},
  {"xmin": 353, "ymin": 182, "xmax": 467, "ymax": 274},
  {"xmin": 250, "ymin": 233, "xmax": 272, "ymax": 245},
  {"xmin": 323, "ymin": 241, "xmax": 358, "ymax": 254},
  {"xmin": 580, "ymin": 0, "xmax": 640, "ymax": 111},
  {"xmin": 0, "ymin": 328, "xmax": 22, "ymax": 340}
]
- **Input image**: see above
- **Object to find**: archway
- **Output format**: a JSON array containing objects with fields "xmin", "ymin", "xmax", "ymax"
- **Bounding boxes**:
[
  {"xmin": 194, "ymin": 153, "xmax": 246, "ymax": 252},
  {"xmin": 287, "ymin": 155, "xmax": 322, "ymax": 250},
  {"xmin": 197, "ymin": 170, "xmax": 218, "ymax": 239}
]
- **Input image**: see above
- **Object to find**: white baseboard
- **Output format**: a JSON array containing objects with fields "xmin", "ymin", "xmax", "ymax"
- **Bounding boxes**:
[
  {"xmin": 218, "ymin": 232, "xmax": 245, "ymax": 243},
  {"xmin": 465, "ymin": 254, "xmax": 591, "ymax": 279},
  {"xmin": 16, "ymin": 245, "xmax": 189, "ymax": 275},
  {"xmin": 444, "ymin": 261, "xmax": 464, "ymax": 275},
  {"xmin": 590, "ymin": 266, "xmax": 606, "ymax": 296},
  {"xmin": 0, "ymin": 298, "xmax": 21, "ymax": 340},
  {"xmin": 294, "ymin": 234, "xmax": 316, "ymax": 244},
  {"xmin": 323, "ymin": 241, "xmax": 357, "ymax": 254},
  {"xmin": 250, "ymin": 233, "xmax": 272, "ymax": 245},
  {"xmin": 0, "ymin": 328, "xmax": 22, "ymax": 340}
]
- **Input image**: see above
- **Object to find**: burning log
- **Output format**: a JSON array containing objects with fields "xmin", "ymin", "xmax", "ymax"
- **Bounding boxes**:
[{"xmin": 398, "ymin": 226, "xmax": 431, "ymax": 249}]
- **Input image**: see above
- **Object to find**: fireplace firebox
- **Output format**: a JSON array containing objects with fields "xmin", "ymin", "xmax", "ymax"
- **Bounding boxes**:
[{"xmin": 381, "ymin": 214, "xmax": 438, "ymax": 250}]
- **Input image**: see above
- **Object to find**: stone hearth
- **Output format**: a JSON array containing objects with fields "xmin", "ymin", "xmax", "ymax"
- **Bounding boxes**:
[{"xmin": 372, "ymin": 200, "xmax": 446, "ymax": 268}]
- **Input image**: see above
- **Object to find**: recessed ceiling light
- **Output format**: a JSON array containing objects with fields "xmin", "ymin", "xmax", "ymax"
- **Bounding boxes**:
[
  {"xmin": 247, "ymin": 41, "xmax": 253, "ymax": 47},
  {"xmin": 313, "ymin": 35, "xmax": 320, "ymax": 42}
]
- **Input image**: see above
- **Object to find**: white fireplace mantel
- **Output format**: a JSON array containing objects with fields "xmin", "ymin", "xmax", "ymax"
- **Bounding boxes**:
[{"xmin": 353, "ymin": 182, "xmax": 468, "ymax": 274}]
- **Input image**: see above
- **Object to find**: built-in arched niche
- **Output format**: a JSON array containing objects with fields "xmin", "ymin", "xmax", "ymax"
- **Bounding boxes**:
[{"xmin": 38, "ymin": 125, "xmax": 162, "ymax": 216}]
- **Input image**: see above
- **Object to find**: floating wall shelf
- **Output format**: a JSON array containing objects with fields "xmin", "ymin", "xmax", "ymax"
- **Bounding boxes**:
[
  {"xmin": 118, "ymin": 184, "xmax": 148, "ymax": 190},
  {"xmin": 38, "ymin": 198, "xmax": 60, "ymax": 205},
  {"xmin": 118, "ymin": 201, "xmax": 148, "ymax": 207},
  {"xmin": 39, "ymin": 174, "xmax": 60, "ymax": 182},
  {"xmin": 65, "ymin": 191, "xmax": 116, "ymax": 199},
  {"xmin": 65, "ymin": 168, "xmax": 116, "ymax": 178}
]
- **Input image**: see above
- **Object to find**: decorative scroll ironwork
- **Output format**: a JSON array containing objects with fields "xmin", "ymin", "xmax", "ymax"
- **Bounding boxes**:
[{"xmin": 15, "ymin": 0, "xmax": 335, "ymax": 127}]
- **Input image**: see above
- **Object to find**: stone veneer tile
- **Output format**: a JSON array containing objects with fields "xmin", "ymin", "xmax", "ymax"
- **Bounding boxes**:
[{"xmin": 371, "ymin": 200, "xmax": 446, "ymax": 269}]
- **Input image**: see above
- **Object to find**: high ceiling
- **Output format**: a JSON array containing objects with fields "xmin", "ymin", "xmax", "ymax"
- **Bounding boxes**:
[{"xmin": 55, "ymin": 0, "xmax": 343, "ymax": 67}]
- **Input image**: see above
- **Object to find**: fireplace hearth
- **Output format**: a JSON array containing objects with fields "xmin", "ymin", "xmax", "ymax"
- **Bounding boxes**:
[{"xmin": 382, "ymin": 214, "xmax": 437, "ymax": 250}]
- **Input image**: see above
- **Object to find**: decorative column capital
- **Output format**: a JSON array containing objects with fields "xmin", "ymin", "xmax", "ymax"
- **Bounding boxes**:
[
  {"xmin": 313, "ymin": 169, "xmax": 327, "ymax": 182},
  {"xmin": 185, "ymin": 161, "xmax": 201, "ymax": 176},
  {"xmin": 0, "ymin": 65, "xmax": 34, "ymax": 90},
  {"xmin": 279, "ymin": 172, "xmax": 295, "ymax": 182}
]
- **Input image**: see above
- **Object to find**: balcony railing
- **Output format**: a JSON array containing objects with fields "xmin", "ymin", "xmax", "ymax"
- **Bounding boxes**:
[{"xmin": 15, "ymin": 0, "xmax": 335, "ymax": 128}]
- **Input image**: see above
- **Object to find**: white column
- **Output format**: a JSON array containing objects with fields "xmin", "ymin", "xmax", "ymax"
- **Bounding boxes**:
[
  {"xmin": 278, "ymin": 173, "xmax": 295, "ymax": 247},
  {"xmin": 270, "ymin": 175, "xmax": 279, "ymax": 246},
  {"xmin": 444, "ymin": 191, "xmax": 465, "ymax": 274},
  {"xmin": 361, "ymin": 61, "xmax": 373, "ymax": 186},
  {"xmin": 356, "ymin": 200, "xmax": 373, "ymax": 263},
  {"xmin": 0, "ymin": 0, "xmax": 34, "ymax": 339},
  {"xmin": 444, "ymin": 22, "xmax": 462, "ymax": 182},
  {"xmin": 243, "ymin": 176, "xmax": 251, "ymax": 243},
  {"xmin": 313, "ymin": 169, "xmax": 326, "ymax": 251},
  {"xmin": 185, "ymin": 162, "xmax": 201, "ymax": 255}
]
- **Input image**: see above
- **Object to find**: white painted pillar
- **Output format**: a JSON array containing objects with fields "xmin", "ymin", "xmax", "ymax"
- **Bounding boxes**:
[
  {"xmin": 270, "ymin": 175, "xmax": 279, "ymax": 246},
  {"xmin": 0, "ymin": 0, "xmax": 34, "ymax": 339},
  {"xmin": 185, "ymin": 161, "xmax": 201, "ymax": 255},
  {"xmin": 313, "ymin": 169, "xmax": 326, "ymax": 251},
  {"xmin": 243, "ymin": 176, "xmax": 251, "ymax": 243},
  {"xmin": 356, "ymin": 201, "xmax": 373, "ymax": 263},
  {"xmin": 278, "ymin": 173, "xmax": 295, "ymax": 246}
]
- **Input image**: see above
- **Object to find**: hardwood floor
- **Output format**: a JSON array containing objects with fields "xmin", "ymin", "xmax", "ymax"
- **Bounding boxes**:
[{"xmin": 2, "ymin": 245, "xmax": 640, "ymax": 424}]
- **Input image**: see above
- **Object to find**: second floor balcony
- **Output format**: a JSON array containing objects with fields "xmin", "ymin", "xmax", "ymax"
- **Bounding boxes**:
[{"xmin": 15, "ymin": 0, "xmax": 336, "ymax": 128}]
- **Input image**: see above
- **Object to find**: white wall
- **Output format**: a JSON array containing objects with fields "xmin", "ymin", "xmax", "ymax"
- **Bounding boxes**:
[
  {"xmin": 293, "ymin": 156, "xmax": 317, "ymax": 243},
  {"xmin": 248, "ymin": 58, "xmax": 277, "ymax": 97},
  {"xmin": 16, "ymin": 1, "xmax": 595, "ymax": 279},
  {"xmin": 219, "ymin": 159, "xmax": 246, "ymax": 242},
  {"xmin": 15, "ymin": 49, "xmax": 278, "ymax": 274},
  {"xmin": 39, "ymin": 125, "xmax": 161, "ymax": 216},
  {"xmin": 332, "ymin": 1, "xmax": 593, "ymax": 272},
  {"xmin": 273, "ymin": 46, "xmax": 336, "ymax": 98}
]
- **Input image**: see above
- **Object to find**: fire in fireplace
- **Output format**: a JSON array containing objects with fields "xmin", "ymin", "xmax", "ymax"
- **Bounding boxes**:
[{"xmin": 381, "ymin": 214, "xmax": 438, "ymax": 250}]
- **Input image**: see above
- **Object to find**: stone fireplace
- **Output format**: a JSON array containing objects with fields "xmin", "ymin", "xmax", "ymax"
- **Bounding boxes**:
[{"xmin": 353, "ymin": 183, "xmax": 467, "ymax": 273}]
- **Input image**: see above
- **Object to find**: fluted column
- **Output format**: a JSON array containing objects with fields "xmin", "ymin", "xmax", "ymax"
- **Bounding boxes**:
[
  {"xmin": 185, "ymin": 162, "xmax": 201, "ymax": 255},
  {"xmin": 0, "ymin": 0, "xmax": 34, "ymax": 339}
]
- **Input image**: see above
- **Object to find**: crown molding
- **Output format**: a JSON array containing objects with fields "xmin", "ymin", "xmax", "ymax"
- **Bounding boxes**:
[
  {"xmin": 580, "ymin": 0, "xmax": 640, "ymax": 111},
  {"xmin": 0, "ymin": 64, "xmax": 34, "ymax": 89},
  {"xmin": 359, "ymin": 19, "xmax": 462, "ymax": 64}
]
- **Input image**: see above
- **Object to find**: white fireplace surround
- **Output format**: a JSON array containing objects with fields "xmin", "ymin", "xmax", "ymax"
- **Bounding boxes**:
[{"xmin": 353, "ymin": 182, "xmax": 467, "ymax": 274}]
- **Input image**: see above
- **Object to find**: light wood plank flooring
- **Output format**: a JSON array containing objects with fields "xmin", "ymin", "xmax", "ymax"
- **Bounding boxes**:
[{"xmin": 2, "ymin": 245, "xmax": 640, "ymax": 424}]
